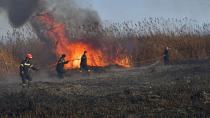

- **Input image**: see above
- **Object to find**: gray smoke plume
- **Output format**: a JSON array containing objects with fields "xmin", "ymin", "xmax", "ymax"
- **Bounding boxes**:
[
  {"xmin": 42, "ymin": 0, "xmax": 101, "ymax": 32},
  {"xmin": 0, "ymin": 0, "xmax": 39, "ymax": 27},
  {"xmin": 0, "ymin": 0, "xmax": 101, "ymax": 29},
  {"xmin": 30, "ymin": 0, "xmax": 102, "ymax": 47},
  {"xmin": 31, "ymin": 0, "xmax": 102, "ymax": 43}
]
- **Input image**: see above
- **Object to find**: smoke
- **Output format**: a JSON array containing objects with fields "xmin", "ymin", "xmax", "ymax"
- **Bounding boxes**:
[
  {"xmin": 0, "ymin": 0, "xmax": 101, "ymax": 30},
  {"xmin": 0, "ymin": 0, "xmax": 39, "ymax": 27},
  {"xmin": 29, "ymin": 0, "xmax": 102, "ymax": 61},
  {"xmin": 31, "ymin": 0, "xmax": 102, "ymax": 45},
  {"xmin": 42, "ymin": 0, "xmax": 101, "ymax": 30},
  {"xmin": 0, "ymin": 0, "xmax": 8, "ymax": 9}
]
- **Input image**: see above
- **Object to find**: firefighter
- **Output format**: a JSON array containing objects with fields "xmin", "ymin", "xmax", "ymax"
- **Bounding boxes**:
[
  {"xmin": 80, "ymin": 51, "xmax": 89, "ymax": 72},
  {"xmin": 56, "ymin": 54, "xmax": 69, "ymax": 78},
  {"xmin": 163, "ymin": 47, "xmax": 170, "ymax": 64},
  {"xmin": 19, "ymin": 54, "xmax": 39, "ymax": 88}
]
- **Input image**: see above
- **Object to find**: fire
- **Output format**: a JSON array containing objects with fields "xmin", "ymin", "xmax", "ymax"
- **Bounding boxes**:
[
  {"xmin": 35, "ymin": 13, "xmax": 131, "ymax": 69},
  {"xmin": 59, "ymin": 41, "xmax": 108, "ymax": 68},
  {"xmin": 115, "ymin": 56, "xmax": 131, "ymax": 68}
]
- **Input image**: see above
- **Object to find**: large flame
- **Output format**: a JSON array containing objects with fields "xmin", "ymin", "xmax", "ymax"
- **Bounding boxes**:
[{"xmin": 35, "ymin": 13, "xmax": 131, "ymax": 69}]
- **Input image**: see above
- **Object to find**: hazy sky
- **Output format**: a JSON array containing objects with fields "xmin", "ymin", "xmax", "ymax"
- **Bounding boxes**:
[
  {"xmin": 0, "ymin": 0, "xmax": 210, "ymax": 34},
  {"xmin": 90, "ymin": 0, "xmax": 210, "ymax": 23}
]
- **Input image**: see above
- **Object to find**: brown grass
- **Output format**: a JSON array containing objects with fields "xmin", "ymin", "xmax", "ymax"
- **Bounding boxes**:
[{"xmin": 0, "ymin": 18, "xmax": 210, "ymax": 75}]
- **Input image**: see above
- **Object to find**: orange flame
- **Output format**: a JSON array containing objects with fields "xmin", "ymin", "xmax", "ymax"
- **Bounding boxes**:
[{"xmin": 35, "ymin": 13, "xmax": 131, "ymax": 69}]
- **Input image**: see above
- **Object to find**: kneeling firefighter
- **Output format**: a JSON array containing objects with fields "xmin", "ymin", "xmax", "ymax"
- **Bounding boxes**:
[
  {"xmin": 56, "ymin": 54, "xmax": 69, "ymax": 78},
  {"xmin": 19, "ymin": 54, "xmax": 39, "ymax": 88}
]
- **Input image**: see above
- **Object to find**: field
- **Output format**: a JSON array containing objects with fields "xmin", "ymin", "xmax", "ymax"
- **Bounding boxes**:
[
  {"xmin": 0, "ymin": 18, "xmax": 210, "ymax": 74},
  {"xmin": 0, "ymin": 17, "xmax": 209, "ymax": 117},
  {"xmin": 0, "ymin": 58, "xmax": 210, "ymax": 117},
  {"xmin": 0, "ymin": 0, "xmax": 210, "ymax": 117}
]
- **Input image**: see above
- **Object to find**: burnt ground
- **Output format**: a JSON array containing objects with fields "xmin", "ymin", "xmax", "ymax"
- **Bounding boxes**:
[{"xmin": 0, "ymin": 59, "xmax": 210, "ymax": 117}]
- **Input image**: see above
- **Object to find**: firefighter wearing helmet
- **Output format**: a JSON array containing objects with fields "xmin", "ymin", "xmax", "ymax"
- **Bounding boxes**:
[{"xmin": 19, "ymin": 53, "xmax": 38, "ymax": 88}]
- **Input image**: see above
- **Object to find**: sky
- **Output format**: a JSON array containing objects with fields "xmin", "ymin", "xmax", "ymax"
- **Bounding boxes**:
[
  {"xmin": 0, "ymin": 0, "xmax": 210, "ymax": 35},
  {"xmin": 89, "ymin": 0, "xmax": 210, "ymax": 23}
]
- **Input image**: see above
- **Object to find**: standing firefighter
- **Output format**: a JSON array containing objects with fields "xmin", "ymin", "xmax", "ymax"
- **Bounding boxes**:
[
  {"xmin": 80, "ymin": 51, "xmax": 89, "ymax": 72},
  {"xmin": 19, "ymin": 54, "xmax": 38, "ymax": 88},
  {"xmin": 163, "ymin": 47, "xmax": 170, "ymax": 64},
  {"xmin": 56, "ymin": 54, "xmax": 69, "ymax": 78}
]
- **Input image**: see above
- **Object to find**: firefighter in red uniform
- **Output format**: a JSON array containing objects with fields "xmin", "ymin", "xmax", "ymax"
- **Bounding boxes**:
[{"xmin": 19, "ymin": 54, "xmax": 38, "ymax": 88}]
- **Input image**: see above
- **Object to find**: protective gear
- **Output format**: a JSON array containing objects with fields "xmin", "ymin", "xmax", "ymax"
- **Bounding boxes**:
[
  {"xmin": 56, "ymin": 55, "xmax": 69, "ymax": 78},
  {"xmin": 19, "ymin": 57, "xmax": 38, "ymax": 88},
  {"xmin": 26, "ymin": 53, "xmax": 33, "ymax": 59},
  {"xmin": 80, "ymin": 51, "xmax": 88, "ymax": 71}
]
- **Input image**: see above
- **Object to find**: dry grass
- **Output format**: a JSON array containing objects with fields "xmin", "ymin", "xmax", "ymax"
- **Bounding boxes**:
[
  {"xmin": 0, "ymin": 59, "xmax": 210, "ymax": 117},
  {"xmin": 0, "ymin": 50, "xmax": 17, "ymax": 78},
  {"xmin": 0, "ymin": 18, "xmax": 210, "ymax": 75},
  {"xmin": 0, "ymin": 26, "xmax": 56, "ymax": 76}
]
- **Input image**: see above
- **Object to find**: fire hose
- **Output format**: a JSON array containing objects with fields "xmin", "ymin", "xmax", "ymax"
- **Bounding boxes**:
[
  {"xmin": 48, "ymin": 58, "xmax": 81, "ymax": 69},
  {"xmin": 48, "ymin": 55, "xmax": 164, "ymax": 69},
  {"xmin": 132, "ymin": 56, "xmax": 164, "ymax": 65}
]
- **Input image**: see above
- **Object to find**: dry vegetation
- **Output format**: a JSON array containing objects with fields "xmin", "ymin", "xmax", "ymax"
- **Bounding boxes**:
[
  {"xmin": 1, "ymin": 58, "xmax": 210, "ymax": 117},
  {"xmin": 0, "ymin": 18, "xmax": 210, "ymax": 117},
  {"xmin": 0, "ymin": 18, "xmax": 209, "ymax": 75},
  {"xmin": 0, "ymin": 25, "xmax": 56, "ymax": 77}
]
